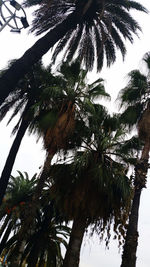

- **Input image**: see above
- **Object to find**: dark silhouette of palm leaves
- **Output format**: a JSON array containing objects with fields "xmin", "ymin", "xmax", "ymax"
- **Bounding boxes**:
[
  {"xmin": 46, "ymin": 110, "xmax": 135, "ymax": 266},
  {"xmin": 0, "ymin": 172, "xmax": 37, "ymax": 258},
  {"xmin": 27, "ymin": 0, "xmax": 147, "ymax": 71},
  {"xmin": 0, "ymin": 172, "xmax": 70, "ymax": 267},
  {"xmin": 49, "ymin": 107, "xmax": 137, "ymax": 241},
  {"xmin": 118, "ymin": 52, "xmax": 150, "ymax": 129}
]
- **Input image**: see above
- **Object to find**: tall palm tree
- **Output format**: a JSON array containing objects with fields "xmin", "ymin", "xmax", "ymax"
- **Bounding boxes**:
[
  {"xmin": 0, "ymin": 0, "xmax": 147, "ymax": 106},
  {"xmin": 0, "ymin": 61, "xmax": 61, "ymax": 205},
  {"xmin": 49, "ymin": 105, "xmax": 140, "ymax": 267},
  {"xmin": 30, "ymin": 60, "xmax": 110, "ymax": 200},
  {"xmin": 118, "ymin": 52, "xmax": 150, "ymax": 267}
]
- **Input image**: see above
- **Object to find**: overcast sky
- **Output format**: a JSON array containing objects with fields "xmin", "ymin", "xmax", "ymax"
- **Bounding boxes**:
[{"xmin": 0, "ymin": 1, "xmax": 150, "ymax": 266}]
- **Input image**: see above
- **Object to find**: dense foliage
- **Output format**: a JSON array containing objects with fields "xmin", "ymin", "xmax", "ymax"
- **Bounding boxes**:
[{"xmin": 0, "ymin": 1, "xmax": 149, "ymax": 266}]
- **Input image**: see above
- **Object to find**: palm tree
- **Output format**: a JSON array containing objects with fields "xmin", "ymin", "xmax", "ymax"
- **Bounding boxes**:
[
  {"xmin": 0, "ymin": 171, "xmax": 37, "ymax": 257},
  {"xmin": 48, "ymin": 105, "xmax": 140, "ymax": 267},
  {"xmin": 19, "ymin": 204, "xmax": 69, "ymax": 267},
  {"xmin": 0, "ymin": 172, "xmax": 70, "ymax": 267},
  {"xmin": 30, "ymin": 0, "xmax": 146, "ymax": 71},
  {"xmin": 0, "ymin": 0, "xmax": 147, "ymax": 106},
  {"xmin": 3, "ymin": 203, "xmax": 70, "ymax": 267},
  {"xmin": 0, "ymin": 61, "xmax": 61, "ymax": 205},
  {"xmin": 118, "ymin": 52, "xmax": 150, "ymax": 267},
  {"xmin": 30, "ymin": 60, "xmax": 110, "ymax": 200}
]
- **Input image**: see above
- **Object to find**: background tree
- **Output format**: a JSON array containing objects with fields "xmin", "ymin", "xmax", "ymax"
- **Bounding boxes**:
[
  {"xmin": 118, "ymin": 52, "xmax": 150, "ymax": 267},
  {"xmin": 0, "ymin": 0, "xmax": 147, "ymax": 106}
]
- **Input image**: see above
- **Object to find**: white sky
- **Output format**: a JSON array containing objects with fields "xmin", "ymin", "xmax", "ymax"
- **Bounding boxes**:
[{"xmin": 0, "ymin": 1, "xmax": 150, "ymax": 266}]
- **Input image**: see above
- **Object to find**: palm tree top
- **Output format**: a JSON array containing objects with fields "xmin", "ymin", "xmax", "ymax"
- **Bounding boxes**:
[
  {"xmin": 117, "ymin": 52, "xmax": 150, "ymax": 128},
  {"xmin": 25, "ymin": 0, "xmax": 148, "ymax": 71},
  {"xmin": 28, "ymin": 61, "xmax": 109, "ymax": 153},
  {"xmin": 0, "ymin": 172, "xmax": 70, "ymax": 267},
  {"xmin": 2, "ymin": 171, "xmax": 37, "ymax": 205}
]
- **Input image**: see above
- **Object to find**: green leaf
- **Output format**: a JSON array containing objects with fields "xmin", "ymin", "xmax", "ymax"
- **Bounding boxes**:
[
  {"xmin": 88, "ymin": 85, "xmax": 110, "ymax": 100},
  {"xmin": 120, "ymin": 104, "xmax": 143, "ymax": 126},
  {"xmin": 38, "ymin": 110, "xmax": 58, "ymax": 130}
]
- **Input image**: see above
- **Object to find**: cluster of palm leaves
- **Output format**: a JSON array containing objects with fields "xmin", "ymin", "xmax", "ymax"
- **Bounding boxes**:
[
  {"xmin": 0, "ymin": 172, "xmax": 70, "ymax": 267},
  {"xmin": 0, "ymin": 0, "xmax": 149, "ymax": 267}
]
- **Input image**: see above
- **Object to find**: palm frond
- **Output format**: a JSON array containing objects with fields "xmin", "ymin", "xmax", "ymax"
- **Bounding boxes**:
[{"xmin": 119, "ymin": 104, "xmax": 143, "ymax": 127}]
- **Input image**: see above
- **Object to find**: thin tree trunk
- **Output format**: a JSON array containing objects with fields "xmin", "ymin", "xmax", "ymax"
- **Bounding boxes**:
[
  {"xmin": 0, "ymin": 10, "xmax": 83, "ymax": 106},
  {"xmin": 62, "ymin": 216, "xmax": 87, "ymax": 267},
  {"xmin": 121, "ymin": 141, "xmax": 150, "ymax": 267},
  {"xmin": 28, "ymin": 151, "xmax": 55, "ymax": 220},
  {"xmin": 0, "ymin": 119, "xmax": 29, "ymax": 206},
  {"xmin": 121, "ymin": 188, "xmax": 141, "ymax": 267},
  {"xmin": 33, "ymin": 152, "xmax": 55, "ymax": 201},
  {"xmin": 23, "ymin": 152, "xmax": 55, "ymax": 230}
]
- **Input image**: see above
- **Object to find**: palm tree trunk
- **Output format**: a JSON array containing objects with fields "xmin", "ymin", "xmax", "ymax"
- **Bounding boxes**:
[
  {"xmin": 62, "ymin": 216, "xmax": 87, "ymax": 267},
  {"xmin": 0, "ymin": 9, "xmax": 85, "ymax": 106},
  {"xmin": 0, "ymin": 119, "xmax": 29, "ymax": 205},
  {"xmin": 24, "ymin": 151, "xmax": 55, "ymax": 225},
  {"xmin": 121, "ymin": 141, "xmax": 150, "ymax": 267},
  {"xmin": 33, "ymin": 152, "xmax": 55, "ymax": 200}
]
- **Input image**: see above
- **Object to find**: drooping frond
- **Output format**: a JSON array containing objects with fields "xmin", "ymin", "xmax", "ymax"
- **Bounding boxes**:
[
  {"xmin": 65, "ymin": 25, "xmax": 84, "ymax": 63},
  {"xmin": 119, "ymin": 104, "xmax": 144, "ymax": 128},
  {"xmin": 117, "ymin": 53, "xmax": 150, "ymax": 133},
  {"xmin": 117, "ymin": 70, "xmax": 148, "ymax": 110}
]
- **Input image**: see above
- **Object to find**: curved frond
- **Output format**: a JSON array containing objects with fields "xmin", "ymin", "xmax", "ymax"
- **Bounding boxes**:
[{"xmin": 117, "ymin": 70, "xmax": 148, "ymax": 108}]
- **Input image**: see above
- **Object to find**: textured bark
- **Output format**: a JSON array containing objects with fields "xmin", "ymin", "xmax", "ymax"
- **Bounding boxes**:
[
  {"xmin": 62, "ymin": 216, "xmax": 87, "ymax": 267},
  {"xmin": 121, "ymin": 141, "xmax": 150, "ymax": 267},
  {"xmin": 0, "ymin": 11, "xmax": 82, "ymax": 106},
  {"xmin": 121, "ymin": 188, "xmax": 141, "ymax": 267},
  {"xmin": 0, "ymin": 119, "xmax": 29, "ymax": 205}
]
